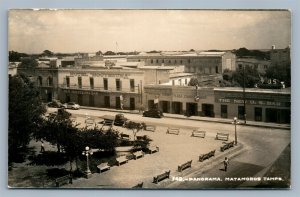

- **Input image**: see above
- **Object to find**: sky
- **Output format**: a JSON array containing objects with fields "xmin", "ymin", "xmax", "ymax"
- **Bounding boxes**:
[{"xmin": 8, "ymin": 9, "xmax": 291, "ymax": 54}]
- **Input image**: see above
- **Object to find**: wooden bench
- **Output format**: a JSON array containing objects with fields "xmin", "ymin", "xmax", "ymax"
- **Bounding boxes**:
[
  {"xmin": 55, "ymin": 174, "xmax": 72, "ymax": 187},
  {"xmin": 178, "ymin": 160, "xmax": 192, "ymax": 172},
  {"xmin": 136, "ymin": 135, "xmax": 146, "ymax": 141},
  {"xmin": 215, "ymin": 132, "xmax": 229, "ymax": 141},
  {"xmin": 191, "ymin": 129, "xmax": 206, "ymax": 138},
  {"xmin": 85, "ymin": 118, "xmax": 95, "ymax": 127},
  {"xmin": 116, "ymin": 155, "xmax": 129, "ymax": 166},
  {"xmin": 97, "ymin": 162, "xmax": 111, "ymax": 173},
  {"xmin": 133, "ymin": 150, "xmax": 144, "ymax": 160},
  {"xmin": 132, "ymin": 182, "xmax": 143, "ymax": 188},
  {"xmin": 148, "ymin": 145, "xmax": 159, "ymax": 154},
  {"xmin": 145, "ymin": 125, "xmax": 156, "ymax": 132},
  {"xmin": 120, "ymin": 133, "xmax": 130, "ymax": 140},
  {"xmin": 166, "ymin": 127, "xmax": 180, "ymax": 135},
  {"xmin": 199, "ymin": 150, "xmax": 216, "ymax": 162},
  {"xmin": 220, "ymin": 141, "xmax": 235, "ymax": 152},
  {"xmin": 153, "ymin": 170, "xmax": 171, "ymax": 184}
]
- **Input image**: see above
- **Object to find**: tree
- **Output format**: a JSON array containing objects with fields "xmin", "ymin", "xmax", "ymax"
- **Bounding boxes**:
[
  {"xmin": 124, "ymin": 121, "xmax": 145, "ymax": 140},
  {"xmin": 9, "ymin": 51, "xmax": 28, "ymax": 62},
  {"xmin": 104, "ymin": 51, "xmax": 116, "ymax": 55},
  {"xmin": 18, "ymin": 57, "xmax": 38, "ymax": 69},
  {"xmin": 232, "ymin": 65, "xmax": 260, "ymax": 88},
  {"xmin": 42, "ymin": 50, "xmax": 54, "ymax": 57},
  {"xmin": 95, "ymin": 51, "xmax": 103, "ymax": 56},
  {"xmin": 37, "ymin": 108, "xmax": 81, "ymax": 171},
  {"xmin": 188, "ymin": 77, "xmax": 199, "ymax": 86},
  {"xmin": 9, "ymin": 74, "xmax": 46, "ymax": 163},
  {"xmin": 265, "ymin": 64, "xmax": 291, "ymax": 87}
]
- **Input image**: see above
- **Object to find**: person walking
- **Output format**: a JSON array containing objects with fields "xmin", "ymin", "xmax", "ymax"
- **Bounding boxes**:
[
  {"xmin": 223, "ymin": 157, "xmax": 229, "ymax": 172},
  {"xmin": 40, "ymin": 141, "xmax": 45, "ymax": 153}
]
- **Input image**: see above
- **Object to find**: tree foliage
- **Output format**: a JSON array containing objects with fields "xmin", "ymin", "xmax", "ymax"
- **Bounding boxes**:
[
  {"xmin": 9, "ymin": 74, "xmax": 46, "ymax": 162},
  {"xmin": 124, "ymin": 121, "xmax": 145, "ymax": 140},
  {"xmin": 265, "ymin": 65, "xmax": 291, "ymax": 87},
  {"xmin": 79, "ymin": 127, "xmax": 119, "ymax": 152},
  {"xmin": 188, "ymin": 77, "xmax": 199, "ymax": 86},
  {"xmin": 104, "ymin": 51, "xmax": 116, "ymax": 55},
  {"xmin": 9, "ymin": 51, "xmax": 28, "ymax": 62},
  {"xmin": 18, "ymin": 57, "xmax": 38, "ymax": 69},
  {"xmin": 42, "ymin": 50, "xmax": 54, "ymax": 57},
  {"xmin": 232, "ymin": 66, "xmax": 260, "ymax": 88},
  {"xmin": 234, "ymin": 47, "xmax": 270, "ymax": 60}
]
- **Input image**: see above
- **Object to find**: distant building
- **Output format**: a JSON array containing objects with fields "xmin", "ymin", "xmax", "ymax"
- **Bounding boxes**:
[
  {"xmin": 127, "ymin": 51, "xmax": 236, "ymax": 74},
  {"xmin": 8, "ymin": 62, "xmax": 20, "ymax": 77},
  {"xmin": 236, "ymin": 58, "xmax": 271, "ymax": 74}
]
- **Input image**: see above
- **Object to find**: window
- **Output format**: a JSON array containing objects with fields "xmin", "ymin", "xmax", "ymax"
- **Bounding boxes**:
[
  {"xmin": 238, "ymin": 106, "xmax": 245, "ymax": 120},
  {"xmin": 48, "ymin": 77, "xmax": 53, "ymax": 86},
  {"xmin": 38, "ymin": 76, "xmax": 43, "ymax": 86},
  {"xmin": 238, "ymin": 64, "xmax": 243, "ymax": 69},
  {"xmin": 78, "ymin": 77, "xmax": 82, "ymax": 88},
  {"xmin": 116, "ymin": 79, "xmax": 121, "ymax": 91},
  {"xmin": 130, "ymin": 79, "xmax": 135, "ymax": 92},
  {"xmin": 156, "ymin": 59, "xmax": 159, "ymax": 63},
  {"xmin": 221, "ymin": 105, "xmax": 228, "ymax": 118},
  {"xmin": 90, "ymin": 77, "xmax": 94, "ymax": 89},
  {"xmin": 180, "ymin": 60, "xmax": 183, "ymax": 64},
  {"xmin": 264, "ymin": 65, "xmax": 268, "ymax": 69},
  {"xmin": 185, "ymin": 78, "xmax": 187, "ymax": 84},
  {"xmin": 151, "ymin": 59, "xmax": 153, "ymax": 64},
  {"xmin": 162, "ymin": 59, "xmax": 164, "ymax": 63},
  {"xmin": 66, "ymin": 76, "xmax": 70, "ymax": 87},
  {"xmin": 255, "ymin": 107, "xmax": 262, "ymax": 121},
  {"xmin": 168, "ymin": 60, "xmax": 171, "ymax": 63},
  {"xmin": 103, "ymin": 78, "xmax": 108, "ymax": 90},
  {"xmin": 172, "ymin": 80, "xmax": 175, "ymax": 86},
  {"xmin": 188, "ymin": 59, "xmax": 191, "ymax": 64},
  {"xmin": 175, "ymin": 60, "xmax": 177, "ymax": 64},
  {"xmin": 215, "ymin": 66, "xmax": 219, "ymax": 74}
]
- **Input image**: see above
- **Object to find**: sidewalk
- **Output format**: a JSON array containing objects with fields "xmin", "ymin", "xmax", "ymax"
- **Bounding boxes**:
[{"xmin": 80, "ymin": 106, "xmax": 291, "ymax": 130}]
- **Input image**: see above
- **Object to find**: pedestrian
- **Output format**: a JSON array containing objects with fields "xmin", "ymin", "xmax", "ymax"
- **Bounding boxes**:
[
  {"xmin": 40, "ymin": 141, "xmax": 45, "ymax": 153},
  {"xmin": 223, "ymin": 157, "xmax": 229, "ymax": 172}
]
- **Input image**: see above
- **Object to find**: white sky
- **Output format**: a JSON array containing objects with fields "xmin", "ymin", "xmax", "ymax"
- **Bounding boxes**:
[{"xmin": 8, "ymin": 9, "xmax": 291, "ymax": 53}]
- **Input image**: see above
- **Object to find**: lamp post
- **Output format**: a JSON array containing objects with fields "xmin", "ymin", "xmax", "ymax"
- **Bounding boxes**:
[
  {"xmin": 242, "ymin": 65, "xmax": 247, "ymax": 124},
  {"xmin": 82, "ymin": 146, "xmax": 93, "ymax": 178},
  {"xmin": 232, "ymin": 117, "xmax": 240, "ymax": 145}
]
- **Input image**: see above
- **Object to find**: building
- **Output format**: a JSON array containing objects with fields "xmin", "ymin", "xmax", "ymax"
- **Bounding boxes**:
[
  {"xmin": 127, "ymin": 51, "xmax": 236, "ymax": 74},
  {"xmin": 58, "ymin": 67, "xmax": 145, "ymax": 110},
  {"xmin": 236, "ymin": 58, "xmax": 271, "ymax": 75},
  {"xmin": 144, "ymin": 85, "xmax": 290, "ymax": 123}
]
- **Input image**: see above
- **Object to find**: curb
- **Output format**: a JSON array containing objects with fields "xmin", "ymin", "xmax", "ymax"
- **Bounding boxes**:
[{"xmin": 79, "ymin": 106, "xmax": 290, "ymax": 130}]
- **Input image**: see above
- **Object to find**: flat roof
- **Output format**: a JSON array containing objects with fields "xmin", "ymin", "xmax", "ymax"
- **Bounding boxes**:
[{"xmin": 214, "ymin": 87, "xmax": 291, "ymax": 94}]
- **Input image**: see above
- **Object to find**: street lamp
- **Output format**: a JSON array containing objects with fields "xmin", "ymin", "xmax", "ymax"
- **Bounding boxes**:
[
  {"xmin": 232, "ymin": 117, "xmax": 240, "ymax": 145},
  {"xmin": 82, "ymin": 146, "xmax": 93, "ymax": 178}
]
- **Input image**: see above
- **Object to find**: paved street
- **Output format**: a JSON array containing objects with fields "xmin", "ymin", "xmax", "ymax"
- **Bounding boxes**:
[{"xmin": 47, "ymin": 108, "xmax": 290, "ymax": 188}]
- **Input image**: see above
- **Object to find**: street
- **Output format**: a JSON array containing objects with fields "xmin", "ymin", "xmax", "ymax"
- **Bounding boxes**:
[{"xmin": 47, "ymin": 107, "xmax": 290, "ymax": 189}]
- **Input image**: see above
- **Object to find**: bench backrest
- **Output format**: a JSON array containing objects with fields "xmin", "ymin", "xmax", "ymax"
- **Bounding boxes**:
[
  {"xmin": 117, "ymin": 156, "xmax": 127, "ymax": 161},
  {"xmin": 98, "ymin": 162, "xmax": 109, "ymax": 168}
]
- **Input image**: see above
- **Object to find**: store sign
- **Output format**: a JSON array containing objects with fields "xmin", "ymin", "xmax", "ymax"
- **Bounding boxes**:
[
  {"xmin": 216, "ymin": 98, "xmax": 283, "ymax": 107},
  {"xmin": 64, "ymin": 89, "xmax": 99, "ymax": 95},
  {"xmin": 69, "ymin": 71, "xmax": 130, "ymax": 78}
]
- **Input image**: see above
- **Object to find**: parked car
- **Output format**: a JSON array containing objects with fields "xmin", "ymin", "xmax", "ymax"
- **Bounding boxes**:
[
  {"xmin": 142, "ymin": 109, "xmax": 164, "ymax": 118},
  {"xmin": 62, "ymin": 102, "xmax": 80, "ymax": 110},
  {"xmin": 114, "ymin": 113, "xmax": 128, "ymax": 126},
  {"xmin": 47, "ymin": 100, "xmax": 63, "ymax": 108}
]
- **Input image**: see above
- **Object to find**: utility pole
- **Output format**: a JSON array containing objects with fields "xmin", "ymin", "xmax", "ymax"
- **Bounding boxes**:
[{"xmin": 243, "ymin": 65, "xmax": 247, "ymax": 124}]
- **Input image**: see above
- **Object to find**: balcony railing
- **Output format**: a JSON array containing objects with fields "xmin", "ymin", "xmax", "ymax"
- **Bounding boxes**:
[{"xmin": 59, "ymin": 85, "xmax": 138, "ymax": 93}]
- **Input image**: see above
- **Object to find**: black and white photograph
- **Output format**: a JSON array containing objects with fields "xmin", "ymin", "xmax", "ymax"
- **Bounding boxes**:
[{"xmin": 8, "ymin": 9, "xmax": 291, "ymax": 189}]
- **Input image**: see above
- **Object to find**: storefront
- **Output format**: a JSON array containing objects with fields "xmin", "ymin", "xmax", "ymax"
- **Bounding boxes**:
[{"xmin": 214, "ymin": 88, "xmax": 291, "ymax": 123}]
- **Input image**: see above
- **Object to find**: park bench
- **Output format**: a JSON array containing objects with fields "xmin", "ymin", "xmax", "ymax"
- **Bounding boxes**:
[
  {"xmin": 116, "ymin": 155, "xmax": 129, "ymax": 166},
  {"xmin": 85, "ymin": 118, "xmax": 95, "ymax": 127},
  {"xmin": 215, "ymin": 132, "xmax": 229, "ymax": 141},
  {"xmin": 148, "ymin": 145, "xmax": 159, "ymax": 154},
  {"xmin": 199, "ymin": 150, "xmax": 216, "ymax": 162},
  {"xmin": 145, "ymin": 125, "xmax": 156, "ymax": 132},
  {"xmin": 55, "ymin": 174, "xmax": 72, "ymax": 187},
  {"xmin": 166, "ymin": 127, "xmax": 180, "ymax": 135},
  {"xmin": 178, "ymin": 160, "xmax": 192, "ymax": 172},
  {"xmin": 136, "ymin": 135, "xmax": 147, "ymax": 141},
  {"xmin": 120, "ymin": 133, "xmax": 130, "ymax": 140},
  {"xmin": 153, "ymin": 170, "xmax": 171, "ymax": 184},
  {"xmin": 220, "ymin": 141, "xmax": 235, "ymax": 152},
  {"xmin": 133, "ymin": 150, "xmax": 144, "ymax": 160},
  {"xmin": 191, "ymin": 129, "xmax": 206, "ymax": 138},
  {"xmin": 132, "ymin": 182, "xmax": 143, "ymax": 188},
  {"xmin": 97, "ymin": 162, "xmax": 111, "ymax": 173}
]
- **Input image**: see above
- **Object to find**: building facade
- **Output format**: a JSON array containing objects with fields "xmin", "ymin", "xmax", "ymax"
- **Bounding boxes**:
[
  {"xmin": 144, "ymin": 85, "xmax": 290, "ymax": 123},
  {"xmin": 127, "ymin": 51, "xmax": 236, "ymax": 74},
  {"xmin": 58, "ymin": 68, "xmax": 144, "ymax": 110}
]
